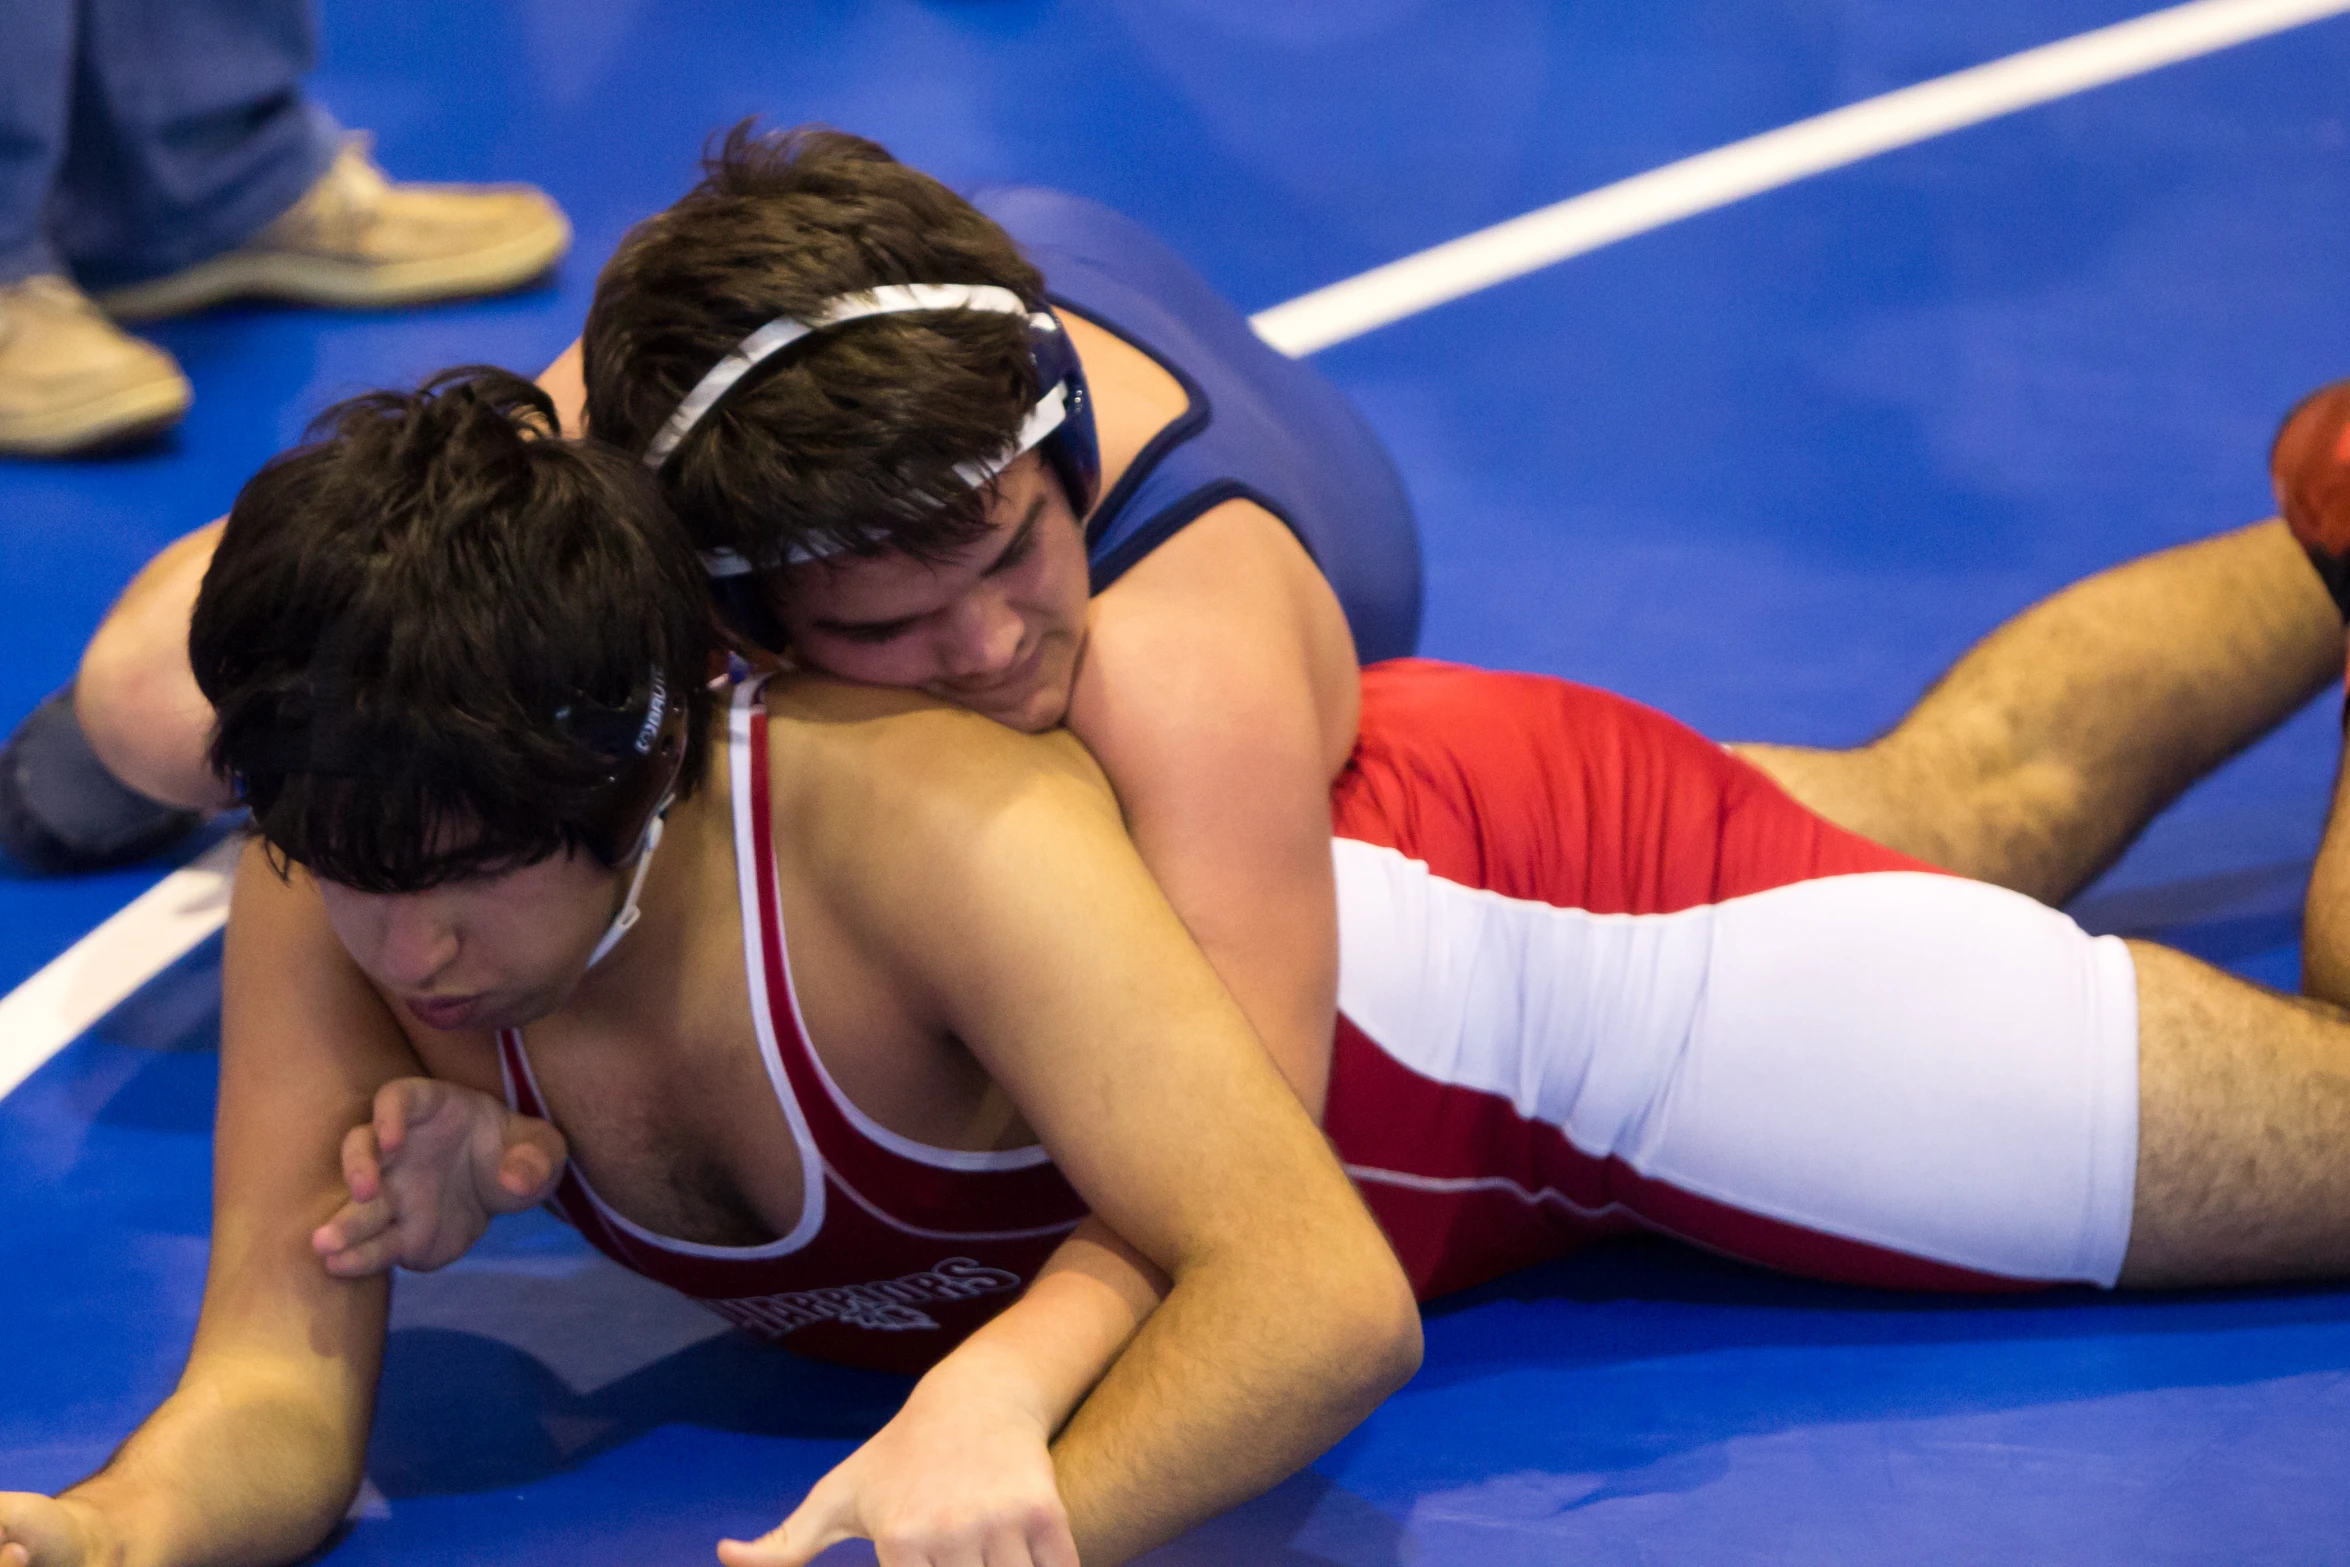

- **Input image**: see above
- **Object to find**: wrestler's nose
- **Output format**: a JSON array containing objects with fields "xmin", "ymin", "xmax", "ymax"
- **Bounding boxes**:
[
  {"xmin": 935, "ymin": 586, "xmax": 1025, "ymax": 681},
  {"xmin": 371, "ymin": 901, "xmax": 462, "ymax": 990}
]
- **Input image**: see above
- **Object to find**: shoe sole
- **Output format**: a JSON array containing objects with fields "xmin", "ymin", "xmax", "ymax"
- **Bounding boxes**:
[
  {"xmin": 0, "ymin": 374, "xmax": 193, "ymax": 458},
  {"xmin": 98, "ymin": 215, "xmax": 573, "ymax": 322}
]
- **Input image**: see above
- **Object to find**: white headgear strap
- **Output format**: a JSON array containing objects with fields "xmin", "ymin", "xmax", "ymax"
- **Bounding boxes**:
[
  {"xmin": 584, "ymin": 811, "xmax": 665, "ymax": 970},
  {"xmin": 641, "ymin": 282, "xmax": 1045, "ymax": 470},
  {"xmin": 696, "ymin": 377, "xmax": 1072, "ymax": 579}
]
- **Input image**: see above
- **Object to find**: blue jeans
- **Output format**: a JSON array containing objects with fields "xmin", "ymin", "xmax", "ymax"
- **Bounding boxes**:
[{"xmin": 0, "ymin": 0, "xmax": 340, "ymax": 287}]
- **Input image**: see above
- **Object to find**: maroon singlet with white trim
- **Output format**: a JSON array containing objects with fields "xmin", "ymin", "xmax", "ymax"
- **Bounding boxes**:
[{"xmin": 498, "ymin": 677, "xmax": 1086, "ymax": 1374}]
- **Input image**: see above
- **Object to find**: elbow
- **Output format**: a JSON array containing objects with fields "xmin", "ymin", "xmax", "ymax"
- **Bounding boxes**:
[
  {"xmin": 1363, "ymin": 1268, "xmax": 1424, "ymax": 1401},
  {"xmin": 1318, "ymin": 1242, "xmax": 1422, "ymax": 1414}
]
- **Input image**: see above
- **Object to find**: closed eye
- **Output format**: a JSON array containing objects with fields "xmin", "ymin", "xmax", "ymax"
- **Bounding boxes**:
[
  {"xmin": 831, "ymin": 616, "xmax": 920, "ymax": 646},
  {"xmin": 984, "ymin": 502, "xmax": 1045, "ymax": 576}
]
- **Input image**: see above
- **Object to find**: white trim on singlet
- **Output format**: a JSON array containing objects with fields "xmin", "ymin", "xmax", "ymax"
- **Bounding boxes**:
[
  {"xmin": 827, "ymin": 1158, "xmax": 1084, "ymax": 1244},
  {"xmin": 501, "ymin": 1027, "xmax": 823, "ymax": 1260},
  {"xmin": 1341, "ymin": 1165, "xmax": 1623, "ymax": 1222},
  {"xmin": 735, "ymin": 678, "xmax": 1052, "ymax": 1174},
  {"xmin": 491, "ymin": 685, "xmax": 839, "ymax": 1264}
]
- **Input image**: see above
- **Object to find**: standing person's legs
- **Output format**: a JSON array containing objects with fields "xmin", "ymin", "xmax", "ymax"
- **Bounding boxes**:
[
  {"xmin": 1734, "ymin": 519, "xmax": 2342, "ymax": 905},
  {"xmin": 0, "ymin": 0, "xmax": 192, "ymax": 455},
  {"xmin": 66, "ymin": 0, "xmax": 568, "ymax": 322},
  {"xmin": 46, "ymin": 0, "xmax": 338, "ymax": 291},
  {"xmin": 0, "ymin": 0, "xmax": 75, "ymax": 286}
]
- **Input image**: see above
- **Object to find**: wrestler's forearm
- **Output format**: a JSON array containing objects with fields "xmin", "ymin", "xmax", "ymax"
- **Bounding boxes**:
[
  {"xmin": 923, "ymin": 1218, "xmax": 1162, "ymax": 1436},
  {"xmin": 60, "ymin": 1362, "xmax": 372, "ymax": 1567},
  {"xmin": 1051, "ymin": 1242, "xmax": 1420, "ymax": 1563}
]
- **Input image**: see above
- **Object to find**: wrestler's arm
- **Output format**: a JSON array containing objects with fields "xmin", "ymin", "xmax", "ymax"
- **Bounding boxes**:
[
  {"xmin": 737, "ymin": 1217, "xmax": 1166, "ymax": 1566},
  {"xmin": 1065, "ymin": 499, "xmax": 1359, "ymax": 1115},
  {"xmin": 0, "ymin": 842, "xmax": 412, "ymax": 1567},
  {"xmin": 74, "ymin": 340, "xmax": 590, "ymax": 810},
  {"xmin": 820, "ymin": 715, "xmax": 1420, "ymax": 1563}
]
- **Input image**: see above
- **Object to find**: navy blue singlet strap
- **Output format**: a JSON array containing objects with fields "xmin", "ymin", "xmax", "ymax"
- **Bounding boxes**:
[{"xmin": 970, "ymin": 186, "xmax": 1424, "ymax": 663}]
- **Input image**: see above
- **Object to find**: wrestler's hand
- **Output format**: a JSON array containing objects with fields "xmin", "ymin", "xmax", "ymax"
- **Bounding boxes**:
[
  {"xmin": 0, "ymin": 1493, "xmax": 105, "ymax": 1567},
  {"xmin": 715, "ymin": 1373, "xmax": 1076, "ymax": 1567},
  {"xmin": 311, "ymin": 1077, "xmax": 568, "ymax": 1277}
]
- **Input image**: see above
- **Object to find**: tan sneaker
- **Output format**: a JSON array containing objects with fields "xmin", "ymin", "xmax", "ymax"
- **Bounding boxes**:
[
  {"xmin": 0, "ymin": 276, "xmax": 192, "ymax": 457},
  {"xmin": 97, "ymin": 137, "xmax": 572, "ymax": 322}
]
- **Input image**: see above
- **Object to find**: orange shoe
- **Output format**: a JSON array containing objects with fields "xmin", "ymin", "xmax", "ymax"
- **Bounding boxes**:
[{"xmin": 2272, "ymin": 378, "xmax": 2350, "ymax": 616}]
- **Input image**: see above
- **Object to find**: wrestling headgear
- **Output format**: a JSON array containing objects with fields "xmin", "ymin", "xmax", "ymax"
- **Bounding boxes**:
[
  {"xmin": 239, "ymin": 661, "xmax": 687, "ymax": 874},
  {"xmin": 638, "ymin": 283, "xmax": 1101, "ymax": 651}
]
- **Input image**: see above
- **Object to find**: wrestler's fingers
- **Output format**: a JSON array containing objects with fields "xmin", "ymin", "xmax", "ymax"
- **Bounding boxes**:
[
  {"xmin": 311, "ymin": 1194, "xmax": 397, "ymax": 1267},
  {"xmin": 372, "ymin": 1076, "xmax": 445, "ymax": 1159},
  {"xmin": 966, "ymin": 1505, "xmax": 1072, "ymax": 1567},
  {"xmin": 715, "ymin": 1483, "xmax": 852, "ymax": 1567},
  {"xmin": 0, "ymin": 1490, "xmax": 98, "ymax": 1567},
  {"xmin": 1020, "ymin": 1511, "xmax": 1080, "ymax": 1567},
  {"xmin": 883, "ymin": 1532, "xmax": 982, "ymax": 1567},
  {"xmin": 976, "ymin": 1524, "xmax": 1048, "ymax": 1567},
  {"xmin": 490, "ymin": 1119, "xmax": 567, "ymax": 1209},
  {"xmin": 316, "ymin": 1224, "xmax": 411, "ymax": 1279},
  {"xmin": 338, "ymin": 1123, "xmax": 385, "ymax": 1206}
]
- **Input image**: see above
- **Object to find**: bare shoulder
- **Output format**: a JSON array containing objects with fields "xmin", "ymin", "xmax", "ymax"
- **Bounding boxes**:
[
  {"xmin": 764, "ymin": 673, "xmax": 1111, "ymax": 803},
  {"xmin": 1077, "ymin": 497, "xmax": 1360, "ymax": 781},
  {"xmin": 760, "ymin": 674, "xmax": 1123, "ymax": 890}
]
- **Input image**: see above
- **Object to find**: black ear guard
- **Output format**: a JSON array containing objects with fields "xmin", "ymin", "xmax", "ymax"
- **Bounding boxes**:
[
  {"xmin": 557, "ymin": 666, "xmax": 689, "ymax": 867},
  {"xmin": 708, "ymin": 571, "xmax": 794, "ymax": 660},
  {"xmin": 234, "ymin": 663, "xmax": 688, "ymax": 871}
]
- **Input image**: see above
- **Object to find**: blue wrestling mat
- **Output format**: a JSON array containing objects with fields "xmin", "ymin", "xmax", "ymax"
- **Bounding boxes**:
[{"xmin": 9, "ymin": 2, "xmax": 2350, "ymax": 1560}]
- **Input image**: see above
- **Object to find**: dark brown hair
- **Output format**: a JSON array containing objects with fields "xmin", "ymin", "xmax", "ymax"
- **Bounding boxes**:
[
  {"xmin": 191, "ymin": 368, "xmax": 716, "ymax": 892},
  {"xmin": 581, "ymin": 122, "xmax": 1046, "ymax": 573}
]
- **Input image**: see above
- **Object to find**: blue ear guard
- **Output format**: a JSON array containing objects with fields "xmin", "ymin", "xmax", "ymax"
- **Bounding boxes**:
[{"xmin": 1026, "ymin": 309, "xmax": 1100, "ymax": 518}]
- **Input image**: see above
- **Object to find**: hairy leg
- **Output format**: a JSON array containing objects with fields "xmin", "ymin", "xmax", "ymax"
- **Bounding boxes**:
[
  {"xmin": 1736, "ymin": 520, "xmax": 2341, "ymax": 905},
  {"xmin": 2121, "ymin": 939, "xmax": 2350, "ymax": 1286},
  {"xmin": 2303, "ymin": 754, "xmax": 2350, "ymax": 1004},
  {"xmin": 75, "ymin": 519, "xmax": 233, "ymax": 810}
]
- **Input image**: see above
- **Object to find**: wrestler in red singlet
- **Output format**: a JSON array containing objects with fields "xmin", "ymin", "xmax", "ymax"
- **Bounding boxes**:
[
  {"xmin": 498, "ymin": 677, "xmax": 1089, "ymax": 1375},
  {"xmin": 506, "ymin": 663, "xmax": 2140, "ymax": 1371}
]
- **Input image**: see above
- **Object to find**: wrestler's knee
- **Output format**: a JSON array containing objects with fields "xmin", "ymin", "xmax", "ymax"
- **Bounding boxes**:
[
  {"xmin": 1730, "ymin": 738, "xmax": 1980, "ymax": 877},
  {"xmin": 75, "ymin": 523, "xmax": 232, "ymax": 810},
  {"xmin": 1732, "ymin": 737, "xmax": 2095, "ymax": 902}
]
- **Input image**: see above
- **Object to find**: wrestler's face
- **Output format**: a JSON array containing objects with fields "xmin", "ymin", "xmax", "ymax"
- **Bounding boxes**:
[
  {"xmin": 770, "ymin": 454, "xmax": 1092, "ymax": 732},
  {"xmin": 315, "ymin": 848, "xmax": 620, "ymax": 1034}
]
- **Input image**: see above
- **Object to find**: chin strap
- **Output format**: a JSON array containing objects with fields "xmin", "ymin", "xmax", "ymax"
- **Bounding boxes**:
[{"xmin": 585, "ymin": 812, "xmax": 666, "ymax": 970}]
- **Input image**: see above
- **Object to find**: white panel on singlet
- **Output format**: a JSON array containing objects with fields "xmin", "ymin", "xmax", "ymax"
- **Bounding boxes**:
[{"xmin": 1331, "ymin": 840, "xmax": 2139, "ymax": 1286}]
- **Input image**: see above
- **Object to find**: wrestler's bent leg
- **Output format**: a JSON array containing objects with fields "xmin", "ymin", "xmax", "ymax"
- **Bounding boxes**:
[
  {"xmin": 1735, "ymin": 520, "xmax": 2340, "ymax": 904},
  {"xmin": 2304, "ymin": 757, "xmax": 2350, "ymax": 1005},
  {"xmin": 1330, "ymin": 666, "xmax": 2350, "ymax": 1299},
  {"xmin": 74, "ymin": 518, "xmax": 232, "ymax": 810}
]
